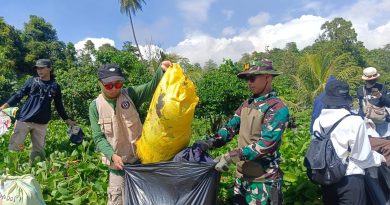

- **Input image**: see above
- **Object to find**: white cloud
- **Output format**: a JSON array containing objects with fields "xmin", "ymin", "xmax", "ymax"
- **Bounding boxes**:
[
  {"xmin": 176, "ymin": 0, "xmax": 216, "ymax": 25},
  {"xmin": 329, "ymin": 0, "xmax": 390, "ymax": 49},
  {"xmin": 167, "ymin": 33, "xmax": 254, "ymax": 65},
  {"xmin": 74, "ymin": 37, "xmax": 115, "ymax": 51},
  {"xmin": 243, "ymin": 15, "xmax": 325, "ymax": 51},
  {"xmin": 222, "ymin": 27, "xmax": 236, "ymax": 36},
  {"xmin": 248, "ymin": 12, "xmax": 271, "ymax": 26},
  {"xmin": 354, "ymin": 21, "xmax": 390, "ymax": 49},
  {"xmin": 222, "ymin": 9, "xmax": 234, "ymax": 20},
  {"xmin": 167, "ymin": 0, "xmax": 390, "ymax": 66},
  {"xmin": 167, "ymin": 15, "xmax": 325, "ymax": 65}
]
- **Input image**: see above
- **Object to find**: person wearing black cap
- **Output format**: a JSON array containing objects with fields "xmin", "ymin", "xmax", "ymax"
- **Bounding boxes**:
[
  {"xmin": 195, "ymin": 59, "xmax": 289, "ymax": 205},
  {"xmin": 312, "ymin": 79, "xmax": 385, "ymax": 205},
  {"xmin": 0, "ymin": 59, "xmax": 76, "ymax": 162},
  {"xmin": 310, "ymin": 75, "xmax": 336, "ymax": 134},
  {"xmin": 89, "ymin": 60, "xmax": 172, "ymax": 205}
]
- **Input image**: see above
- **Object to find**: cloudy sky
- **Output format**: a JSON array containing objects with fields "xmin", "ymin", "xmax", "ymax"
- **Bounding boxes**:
[{"xmin": 1, "ymin": 0, "xmax": 390, "ymax": 65}]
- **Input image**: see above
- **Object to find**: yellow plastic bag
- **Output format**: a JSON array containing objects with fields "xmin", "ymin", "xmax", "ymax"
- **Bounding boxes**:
[{"xmin": 136, "ymin": 63, "xmax": 199, "ymax": 163}]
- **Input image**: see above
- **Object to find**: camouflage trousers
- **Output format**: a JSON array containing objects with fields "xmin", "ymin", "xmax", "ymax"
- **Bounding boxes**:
[{"xmin": 233, "ymin": 178, "xmax": 283, "ymax": 205}]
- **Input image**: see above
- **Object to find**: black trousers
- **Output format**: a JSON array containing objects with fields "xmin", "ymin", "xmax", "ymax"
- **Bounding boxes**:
[{"xmin": 321, "ymin": 174, "xmax": 366, "ymax": 205}]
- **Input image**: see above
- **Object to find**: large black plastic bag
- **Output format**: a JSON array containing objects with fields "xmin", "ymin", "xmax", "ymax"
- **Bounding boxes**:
[
  {"xmin": 124, "ymin": 161, "xmax": 219, "ymax": 205},
  {"xmin": 365, "ymin": 165, "xmax": 390, "ymax": 205},
  {"xmin": 378, "ymin": 165, "xmax": 390, "ymax": 201},
  {"xmin": 173, "ymin": 143, "xmax": 214, "ymax": 163}
]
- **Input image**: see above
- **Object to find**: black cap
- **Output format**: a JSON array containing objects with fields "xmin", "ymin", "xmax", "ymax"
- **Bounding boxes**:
[
  {"xmin": 34, "ymin": 59, "xmax": 52, "ymax": 68},
  {"xmin": 321, "ymin": 80, "xmax": 352, "ymax": 106},
  {"xmin": 97, "ymin": 64, "xmax": 125, "ymax": 83}
]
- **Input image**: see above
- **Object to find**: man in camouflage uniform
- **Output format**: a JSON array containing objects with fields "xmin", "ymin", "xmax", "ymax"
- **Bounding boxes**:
[{"xmin": 196, "ymin": 59, "xmax": 289, "ymax": 205}]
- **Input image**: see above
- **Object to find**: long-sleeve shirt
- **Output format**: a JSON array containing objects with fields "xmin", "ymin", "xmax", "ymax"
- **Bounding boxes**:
[
  {"xmin": 357, "ymin": 83, "xmax": 390, "ymax": 118},
  {"xmin": 6, "ymin": 77, "xmax": 69, "ymax": 124},
  {"xmin": 89, "ymin": 68, "xmax": 163, "ymax": 163},
  {"xmin": 313, "ymin": 108, "xmax": 384, "ymax": 175},
  {"xmin": 212, "ymin": 91, "xmax": 289, "ymax": 174},
  {"xmin": 310, "ymin": 75, "xmax": 336, "ymax": 133},
  {"xmin": 357, "ymin": 83, "xmax": 390, "ymax": 137}
]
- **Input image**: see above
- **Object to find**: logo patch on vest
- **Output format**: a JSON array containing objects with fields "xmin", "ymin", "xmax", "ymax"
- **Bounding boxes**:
[{"xmin": 121, "ymin": 101, "xmax": 130, "ymax": 109}]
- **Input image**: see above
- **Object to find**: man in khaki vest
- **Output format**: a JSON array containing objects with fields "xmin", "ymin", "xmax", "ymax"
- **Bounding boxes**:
[
  {"xmin": 89, "ymin": 61, "xmax": 171, "ymax": 205},
  {"xmin": 196, "ymin": 59, "xmax": 289, "ymax": 205}
]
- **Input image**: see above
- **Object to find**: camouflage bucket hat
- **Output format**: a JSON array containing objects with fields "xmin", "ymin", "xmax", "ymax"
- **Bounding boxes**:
[
  {"xmin": 34, "ymin": 59, "xmax": 52, "ymax": 68},
  {"xmin": 237, "ymin": 59, "xmax": 282, "ymax": 79}
]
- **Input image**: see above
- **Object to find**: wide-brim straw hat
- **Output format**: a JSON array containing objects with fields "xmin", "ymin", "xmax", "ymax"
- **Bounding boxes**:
[{"xmin": 362, "ymin": 67, "xmax": 380, "ymax": 80}]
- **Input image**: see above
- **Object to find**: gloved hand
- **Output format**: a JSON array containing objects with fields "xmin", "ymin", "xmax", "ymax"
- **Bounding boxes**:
[
  {"xmin": 214, "ymin": 154, "xmax": 232, "ymax": 172},
  {"xmin": 214, "ymin": 150, "xmax": 241, "ymax": 172},
  {"xmin": 371, "ymin": 88, "xmax": 382, "ymax": 99},
  {"xmin": 194, "ymin": 139, "xmax": 214, "ymax": 152}
]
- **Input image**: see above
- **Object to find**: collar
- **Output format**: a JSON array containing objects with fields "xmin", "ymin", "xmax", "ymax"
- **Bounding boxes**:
[
  {"xmin": 251, "ymin": 91, "xmax": 276, "ymax": 102},
  {"xmin": 101, "ymin": 93, "xmax": 118, "ymax": 102}
]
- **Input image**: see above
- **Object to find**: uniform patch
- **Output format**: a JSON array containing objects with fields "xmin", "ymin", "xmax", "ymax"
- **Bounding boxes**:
[{"xmin": 121, "ymin": 101, "xmax": 130, "ymax": 109}]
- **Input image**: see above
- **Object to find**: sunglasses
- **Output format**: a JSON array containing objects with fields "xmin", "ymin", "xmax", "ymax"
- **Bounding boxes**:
[
  {"xmin": 36, "ymin": 67, "xmax": 48, "ymax": 70},
  {"xmin": 246, "ymin": 75, "xmax": 257, "ymax": 82},
  {"xmin": 103, "ymin": 81, "xmax": 123, "ymax": 90}
]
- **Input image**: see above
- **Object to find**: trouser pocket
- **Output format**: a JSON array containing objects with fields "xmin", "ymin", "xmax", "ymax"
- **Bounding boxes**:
[{"xmin": 107, "ymin": 186, "xmax": 123, "ymax": 205}]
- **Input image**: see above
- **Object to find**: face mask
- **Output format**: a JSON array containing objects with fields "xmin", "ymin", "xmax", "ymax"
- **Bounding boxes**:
[{"xmin": 365, "ymin": 80, "xmax": 376, "ymax": 87}]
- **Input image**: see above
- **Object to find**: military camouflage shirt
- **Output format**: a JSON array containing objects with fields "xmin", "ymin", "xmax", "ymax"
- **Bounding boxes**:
[{"xmin": 213, "ymin": 91, "xmax": 289, "ymax": 181}]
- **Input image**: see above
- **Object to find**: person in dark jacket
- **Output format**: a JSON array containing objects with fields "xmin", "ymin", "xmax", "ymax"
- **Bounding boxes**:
[
  {"xmin": 356, "ymin": 67, "xmax": 390, "ymax": 165},
  {"xmin": 357, "ymin": 67, "xmax": 390, "ymax": 136},
  {"xmin": 310, "ymin": 75, "xmax": 337, "ymax": 133},
  {"xmin": 0, "ymin": 59, "xmax": 75, "ymax": 161}
]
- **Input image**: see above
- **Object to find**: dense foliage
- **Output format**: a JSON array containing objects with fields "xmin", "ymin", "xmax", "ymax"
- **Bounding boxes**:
[
  {"xmin": 0, "ymin": 122, "xmax": 107, "ymax": 204},
  {"xmin": 1, "ymin": 15, "xmax": 390, "ymax": 204}
]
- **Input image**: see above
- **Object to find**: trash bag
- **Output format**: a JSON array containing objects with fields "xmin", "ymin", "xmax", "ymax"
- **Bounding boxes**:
[
  {"xmin": 0, "ymin": 174, "xmax": 45, "ymax": 205},
  {"xmin": 378, "ymin": 165, "xmax": 390, "ymax": 201},
  {"xmin": 68, "ymin": 125, "xmax": 84, "ymax": 144},
  {"xmin": 124, "ymin": 161, "xmax": 219, "ymax": 205},
  {"xmin": 365, "ymin": 174, "xmax": 387, "ymax": 205},
  {"xmin": 1, "ymin": 107, "xmax": 18, "ymax": 118},
  {"xmin": 0, "ymin": 107, "xmax": 18, "ymax": 136},
  {"xmin": 0, "ymin": 113, "xmax": 11, "ymax": 136},
  {"xmin": 365, "ymin": 166, "xmax": 390, "ymax": 205},
  {"xmin": 173, "ymin": 143, "xmax": 214, "ymax": 163},
  {"xmin": 136, "ymin": 63, "xmax": 199, "ymax": 163}
]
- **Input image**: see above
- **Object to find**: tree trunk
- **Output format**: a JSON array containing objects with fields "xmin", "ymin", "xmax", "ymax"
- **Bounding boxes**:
[{"xmin": 129, "ymin": 13, "xmax": 144, "ymax": 62}]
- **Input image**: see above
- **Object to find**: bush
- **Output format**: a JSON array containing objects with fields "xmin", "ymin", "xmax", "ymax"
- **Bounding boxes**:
[{"xmin": 0, "ymin": 120, "xmax": 108, "ymax": 205}]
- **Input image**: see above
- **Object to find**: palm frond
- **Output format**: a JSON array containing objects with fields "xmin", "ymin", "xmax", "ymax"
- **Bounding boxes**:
[{"xmin": 119, "ymin": 0, "xmax": 146, "ymax": 15}]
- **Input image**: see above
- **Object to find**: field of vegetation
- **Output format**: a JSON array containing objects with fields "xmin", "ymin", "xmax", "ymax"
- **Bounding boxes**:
[{"xmin": 1, "ymin": 15, "xmax": 390, "ymax": 204}]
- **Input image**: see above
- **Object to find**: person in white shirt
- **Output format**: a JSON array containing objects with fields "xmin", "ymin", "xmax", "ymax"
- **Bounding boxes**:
[{"xmin": 313, "ymin": 79, "xmax": 385, "ymax": 205}]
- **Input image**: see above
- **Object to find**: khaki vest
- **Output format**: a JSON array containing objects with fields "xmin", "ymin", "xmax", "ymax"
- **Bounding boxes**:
[
  {"xmin": 96, "ymin": 90, "xmax": 142, "ymax": 170},
  {"xmin": 236, "ymin": 103, "xmax": 266, "ymax": 181}
]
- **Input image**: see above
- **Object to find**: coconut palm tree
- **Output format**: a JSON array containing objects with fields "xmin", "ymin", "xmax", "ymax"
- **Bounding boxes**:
[
  {"xmin": 119, "ymin": 0, "xmax": 146, "ymax": 61},
  {"xmin": 291, "ymin": 52, "xmax": 361, "ymax": 109}
]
